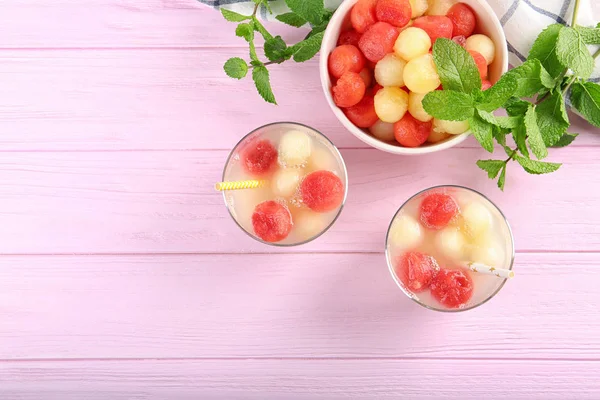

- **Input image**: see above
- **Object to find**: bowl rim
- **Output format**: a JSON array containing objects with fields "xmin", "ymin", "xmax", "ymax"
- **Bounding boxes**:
[
  {"xmin": 319, "ymin": 0, "xmax": 509, "ymax": 155},
  {"xmin": 384, "ymin": 184, "xmax": 516, "ymax": 312},
  {"xmin": 221, "ymin": 121, "xmax": 349, "ymax": 247}
]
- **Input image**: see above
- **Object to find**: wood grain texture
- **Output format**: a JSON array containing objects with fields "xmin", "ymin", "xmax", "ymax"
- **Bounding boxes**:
[
  {"xmin": 1, "ymin": 359, "xmax": 599, "ymax": 399},
  {"xmin": 0, "ymin": 148, "xmax": 598, "ymax": 254},
  {"xmin": 0, "ymin": 0, "xmax": 308, "ymax": 48},
  {"xmin": 1, "ymin": 253, "xmax": 598, "ymax": 360},
  {"xmin": 0, "ymin": 49, "xmax": 596, "ymax": 151}
]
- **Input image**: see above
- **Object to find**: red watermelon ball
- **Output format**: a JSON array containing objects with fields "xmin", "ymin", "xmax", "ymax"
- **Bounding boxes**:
[
  {"xmin": 241, "ymin": 139, "xmax": 278, "ymax": 177},
  {"xmin": 300, "ymin": 171, "xmax": 345, "ymax": 212},
  {"xmin": 430, "ymin": 268, "xmax": 474, "ymax": 309},
  {"xmin": 251, "ymin": 201, "xmax": 293, "ymax": 243}
]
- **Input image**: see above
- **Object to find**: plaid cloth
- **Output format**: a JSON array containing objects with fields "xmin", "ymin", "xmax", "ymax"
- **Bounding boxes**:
[{"xmin": 200, "ymin": 0, "xmax": 599, "ymax": 81}]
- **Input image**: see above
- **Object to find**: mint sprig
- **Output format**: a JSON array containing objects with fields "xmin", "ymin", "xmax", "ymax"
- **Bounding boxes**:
[
  {"xmin": 221, "ymin": 0, "xmax": 332, "ymax": 104},
  {"xmin": 425, "ymin": 0, "xmax": 599, "ymax": 190}
]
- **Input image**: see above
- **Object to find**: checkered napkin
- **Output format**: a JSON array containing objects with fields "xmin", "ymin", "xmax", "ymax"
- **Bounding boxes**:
[{"xmin": 200, "ymin": 0, "xmax": 599, "ymax": 80}]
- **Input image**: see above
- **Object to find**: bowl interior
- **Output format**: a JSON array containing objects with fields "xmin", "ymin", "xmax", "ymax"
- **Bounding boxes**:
[{"xmin": 320, "ymin": 0, "xmax": 509, "ymax": 155}]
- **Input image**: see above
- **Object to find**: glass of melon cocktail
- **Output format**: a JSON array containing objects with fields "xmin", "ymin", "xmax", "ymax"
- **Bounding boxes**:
[
  {"xmin": 386, "ymin": 185, "xmax": 515, "ymax": 311},
  {"xmin": 220, "ymin": 122, "xmax": 348, "ymax": 246}
]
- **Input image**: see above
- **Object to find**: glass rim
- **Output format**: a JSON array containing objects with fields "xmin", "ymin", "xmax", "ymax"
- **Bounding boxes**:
[
  {"xmin": 384, "ymin": 184, "xmax": 516, "ymax": 313},
  {"xmin": 221, "ymin": 121, "xmax": 349, "ymax": 247}
]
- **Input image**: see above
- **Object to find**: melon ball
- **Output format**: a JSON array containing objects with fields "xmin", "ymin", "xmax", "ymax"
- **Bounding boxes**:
[
  {"xmin": 432, "ymin": 118, "xmax": 470, "ymax": 135},
  {"xmin": 427, "ymin": 129, "xmax": 450, "ymax": 144},
  {"xmin": 409, "ymin": 0, "xmax": 429, "ymax": 17},
  {"xmin": 403, "ymin": 53, "xmax": 441, "ymax": 93},
  {"xmin": 389, "ymin": 214, "xmax": 423, "ymax": 250},
  {"xmin": 435, "ymin": 227, "xmax": 467, "ymax": 261},
  {"xmin": 425, "ymin": 0, "xmax": 454, "ymax": 15},
  {"xmin": 374, "ymin": 87, "xmax": 409, "ymax": 123},
  {"xmin": 465, "ymin": 34, "xmax": 496, "ymax": 65},
  {"xmin": 271, "ymin": 168, "xmax": 302, "ymax": 198},
  {"xmin": 374, "ymin": 53, "xmax": 407, "ymax": 87},
  {"xmin": 278, "ymin": 130, "xmax": 312, "ymax": 167},
  {"xmin": 408, "ymin": 91, "xmax": 433, "ymax": 122},
  {"xmin": 293, "ymin": 210, "xmax": 329, "ymax": 239},
  {"xmin": 369, "ymin": 120, "xmax": 396, "ymax": 141},
  {"xmin": 462, "ymin": 201, "xmax": 493, "ymax": 236},
  {"xmin": 471, "ymin": 244, "xmax": 504, "ymax": 267},
  {"xmin": 394, "ymin": 27, "xmax": 431, "ymax": 61},
  {"xmin": 307, "ymin": 146, "xmax": 338, "ymax": 172}
]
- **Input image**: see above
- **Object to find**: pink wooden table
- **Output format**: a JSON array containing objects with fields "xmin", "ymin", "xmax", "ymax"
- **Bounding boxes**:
[{"xmin": 1, "ymin": 1, "xmax": 599, "ymax": 398}]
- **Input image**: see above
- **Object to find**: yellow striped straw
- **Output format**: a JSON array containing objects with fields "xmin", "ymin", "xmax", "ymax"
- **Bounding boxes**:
[{"xmin": 214, "ymin": 179, "xmax": 268, "ymax": 191}]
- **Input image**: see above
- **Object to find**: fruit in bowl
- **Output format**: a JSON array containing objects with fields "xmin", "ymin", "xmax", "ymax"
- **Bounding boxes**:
[{"xmin": 320, "ymin": 0, "xmax": 508, "ymax": 155}]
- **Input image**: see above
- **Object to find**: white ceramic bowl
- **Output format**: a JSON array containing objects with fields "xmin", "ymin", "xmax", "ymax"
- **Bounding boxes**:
[{"xmin": 319, "ymin": 0, "xmax": 509, "ymax": 155}]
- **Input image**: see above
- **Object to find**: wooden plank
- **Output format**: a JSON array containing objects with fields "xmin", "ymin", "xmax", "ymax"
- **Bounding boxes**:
[
  {"xmin": 0, "ymin": 148, "xmax": 598, "ymax": 254},
  {"xmin": 0, "ymin": 48, "xmax": 596, "ymax": 151},
  {"xmin": 0, "ymin": 0, "xmax": 308, "ymax": 49},
  {"xmin": 1, "ymin": 253, "xmax": 598, "ymax": 359},
  {"xmin": 1, "ymin": 359, "xmax": 599, "ymax": 399}
]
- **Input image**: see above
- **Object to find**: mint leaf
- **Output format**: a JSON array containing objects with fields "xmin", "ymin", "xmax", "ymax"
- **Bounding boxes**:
[
  {"xmin": 253, "ymin": 18, "xmax": 273, "ymax": 41},
  {"xmin": 276, "ymin": 12, "xmax": 308, "ymax": 27},
  {"xmin": 252, "ymin": 66, "xmax": 277, "ymax": 104},
  {"xmin": 422, "ymin": 90, "xmax": 474, "ymax": 121},
  {"xmin": 577, "ymin": 26, "xmax": 600, "ymax": 44},
  {"xmin": 512, "ymin": 122, "xmax": 530, "ymax": 158},
  {"xmin": 570, "ymin": 81, "xmax": 600, "ymax": 127},
  {"xmin": 291, "ymin": 31, "xmax": 325, "ymax": 62},
  {"xmin": 515, "ymin": 155, "xmax": 561, "ymax": 175},
  {"xmin": 264, "ymin": 36, "xmax": 289, "ymax": 62},
  {"xmin": 504, "ymin": 97, "xmax": 529, "ymax": 116},
  {"xmin": 306, "ymin": 21, "xmax": 329, "ymax": 39},
  {"xmin": 236, "ymin": 22, "xmax": 254, "ymax": 42},
  {"xmin": 476, "ymin": 109, "xmax": 497, "ymax": 125},
  {"xmin": 497, "ymin": 164, "xmax": 507, "ymax": 190},
  {"xmin": 495, "ymin": 116, "xmax": 521, "ymax": 129},
  {"xmin": 221, "ymin": 9, "xmax": 250, "ymax": 22},
  {"xmin": 469, "ymin": 113, "xmax": 494, "ymax": 152},
  {"xmin": 535, "ymin": 91, "xmax": 569, "ymax": 146},
  {"xmin": 223, "ymin": 57, "xmax": 248, "ymax": 79},
  {"xmin": 285, "ymin": 0, "xmax": 324, "ymax": 26},
  {"xmin": 556, "ymin": 27, "xmax": 594, "ymax": 79},
  {"xmin": 432, "ymin": 38, "xmax": 481, "ymax": 94},
  {"xmin": 493, "ymin": 126, "xmax": 508, "ymax": 146},
  {"xmin": 476, "ymin": 160, "xmax": 505, "ymax": 179},
  {"xmin": 528, "ymin": 24, "xmax": 565, "ymax": 78},
  {"xmin": 524, "ymin": 105, "xmax": 548, "ymax": 159},
  {"xmin": 552, "ymin": 132, "xmax": 578, "ymax": 148},
  {"xmin": 476, "ymin": 73, "xmax": 518, "ymax": 112},
  {"xmin": 506, "ymin": 59, "xmax": 554, "ymax": 98}
]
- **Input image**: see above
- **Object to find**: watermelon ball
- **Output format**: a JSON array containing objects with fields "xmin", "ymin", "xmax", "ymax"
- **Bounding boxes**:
[
  {"xmin": 430, "ymin": 268, "xmax": 474, "ymax": 308},
  {"xmin": 241, "ymin": 139, "xmax": 278, "ymax": 177},
  {"xmin": 452, "ymin": 35, "xmax": 467, "ymax": 48},
  {"xmin": 376, "ymin": 0, "xmax": 412, "ymax": 28},
  {"xmin": 395, "ymin": 251, "xmax": 438, "ymax": 293},
  {"xmin": 482, "ymin": 79, "xmax": 492, "ymax": 90},
  {"xmin": 328, "ymin": 45, "xmax": 366, "ymax": 79},
  {"xmin": 358, "ymin": 22, "xmax": 400, "ymax": 63},
  {"xmin": 412, "ymin": 16, "xmax": 453, "ymax": 44},
  {"xmin": 337, "ymin": 30, "xmax": 362, "ymax": 47},
  {"xmin": 333, "ymin": 71, "xmax": 366, "ymax": 108},
  {"xmin": 345, "ymin": 95, "xmax": 379, "ymax": 128},
  {"xmin": 351, "ymin": 0, "xmax": 378, "ymax": 33},
  {"xmin": 300, "ymin": 170, "xmax": 345, "ymax": 212},
  {"xmin": 419, "ymin": 192, "xmax": 459, "ymax": 230},
  {"xmin": 468, "ymin": 50, "xmax": 488, "ymax": 79},
  {"xmin": 394, "ymin": 113, "xmax": 432, "ymax": 147},
  {"xmin": 447, "ymin": 3, "xmax": 477, "ymax": 38},
  {"xmin": 251, "ymin": 200, "xmax": 293, "ymax": 243}
]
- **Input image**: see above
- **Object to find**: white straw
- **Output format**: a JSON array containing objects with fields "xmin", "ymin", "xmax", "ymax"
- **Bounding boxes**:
[{"xmin": 467, "ymin": 262, "xmax": 515, "ymax": 279}]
